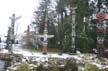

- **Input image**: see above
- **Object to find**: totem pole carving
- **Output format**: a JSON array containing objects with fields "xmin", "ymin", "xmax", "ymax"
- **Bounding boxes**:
[
  {"xmin": 6, "ymin": 14, "xmax": 21, "ymax": 49},
  {"xmin": 91, "ymin": 0, "xmax": 108, "ymax": 57},
  {"xmin": 38, "ymin": 17, "xmax": 54, "ymax": 54}
]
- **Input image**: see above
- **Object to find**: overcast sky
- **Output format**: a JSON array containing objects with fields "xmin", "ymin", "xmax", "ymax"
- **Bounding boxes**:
[{"xmin": 0, "ymin": 0, "xmax": 41, "ymax": 36}]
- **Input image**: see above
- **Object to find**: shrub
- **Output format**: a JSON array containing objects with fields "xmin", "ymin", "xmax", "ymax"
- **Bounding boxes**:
[
  {"xmin": 16, "ymin": 63, "xmax": 31, "ymax": 71},
  {"xmin": 85, "ymin": 64, "xmax": 99, "ymax": 71},
  {"xmin": 100, "ymin": 68, "xmax": 108, "ymax": 71},
  {"xmin": 64, "ymin": 59, "xmax": 78, "ymax": 71}
]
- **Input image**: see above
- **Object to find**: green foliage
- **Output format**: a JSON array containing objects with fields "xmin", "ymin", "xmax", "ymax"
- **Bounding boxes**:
[
  {"xmin": 76, "ymin": 0, "xmax": 94, "ymax": 52},
  {"xmin": 31, "ymin": 0, "xmax": 97, "ymax": 53},
  {"xmin": 55, "ymin": 0, "xmax": 95, "ymax": 53},
  {"xmin": 78, "ymin": 68, "xmax": 84, "ymax": 71},
  {"xmin": 64, "ymin": 59, "xmax": 78, "ymax": 71},
  {"xmin": 77, "ymin": 32, "xmax": 95, "ymax": 53},
  {"xmin": 100, "ymin": 68, "xmax": 108, "ymax": 71},
  {"xmin": 85, "ymin": 64, "xmax": 99, "ymax": 71},
  {"xmin": 15, "ymin": 63, "xmax": 31, "ymax": 71},
  {"xmin": 58, "ymin": 17, "xmax": 71, "ymax": 52},
  {"xmin": 9, "ymin": 61, "xmax": 108, "ymax": 71},
  {"xmin": 36, "ymin": 64, "xmax": 47, "ymax": 71},
  {"xmin": 33, "ymin": 0, "xmax": 51, "ymax": 34}
]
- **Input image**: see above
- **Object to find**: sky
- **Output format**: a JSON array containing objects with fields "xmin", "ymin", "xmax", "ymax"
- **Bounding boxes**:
[{"xmin": 0, "ymin": 0, "xmax": 41, "ymax": 36}]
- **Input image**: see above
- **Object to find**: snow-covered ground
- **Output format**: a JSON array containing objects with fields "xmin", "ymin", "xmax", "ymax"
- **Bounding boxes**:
[
  {"xmin": 6, "ymin": 45, "xmax": 107, "ymax": 70},
  {"xmin": 12, "ymin": 45, "xmax": 82, "ymax": 60},
  {"xmin": 0, "ymin": 43, "xmax": 6, "ymax": 49}
]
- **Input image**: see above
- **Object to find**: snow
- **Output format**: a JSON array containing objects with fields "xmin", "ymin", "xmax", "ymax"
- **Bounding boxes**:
[
  {"xmin": 12, "ymin": 47, "xmax": 82, "ymax": 60},
  {"xmin": 0, "ymin": 43, "xmax": 6, "ymax": 49},
  {"xmin": 0, "ymin": 49, "xmax": 9, "ymax": 53},
  {"xmin": 10, "ymin": 46, "xmax": 108, "ymax": 70}
]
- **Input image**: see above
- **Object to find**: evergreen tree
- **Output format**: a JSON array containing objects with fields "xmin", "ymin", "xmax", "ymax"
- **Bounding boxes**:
[
  {"xmin": 33, "ymin": 0, "xmax": 51, "ymax": 33},
  {"xmin": 32, "ymin": 0, "xmax": 96, "ymax": 52}
]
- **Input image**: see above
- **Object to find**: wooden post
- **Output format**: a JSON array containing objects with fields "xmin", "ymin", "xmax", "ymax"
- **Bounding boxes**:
[{"xmin": 26, "ymin": 25, "xmax": 30, "ymax": 48}]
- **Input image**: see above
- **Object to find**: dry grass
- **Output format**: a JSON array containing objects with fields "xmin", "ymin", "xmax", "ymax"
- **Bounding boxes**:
[{"xmin": 22, "ymin": 47, "xmax": 62, "ymax": 53}]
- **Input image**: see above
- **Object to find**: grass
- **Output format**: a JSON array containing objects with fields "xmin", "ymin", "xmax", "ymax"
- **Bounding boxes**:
[
  {"xmin": 48, "ymin": 47, "xmax": 62, "ymax": 53},
  {"xmin": 22, "ymin": 46, "xmax": 62, "ymax": 53}
]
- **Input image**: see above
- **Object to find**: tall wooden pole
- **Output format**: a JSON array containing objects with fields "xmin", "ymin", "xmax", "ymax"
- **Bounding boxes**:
[
  {"xmin": 26, "ymin": 25, "xmax": 30, "ymax": 48},
  {"xmin": 9, "ymin": 14, "xmax": 21, "ymax": 44},
  {"xmin": 70, "ymin": 0, "xmax": 77, "ymax": 53},
  {"xmin": 6, "ymin": 14, "xmax": 21, "ymax": 49}
]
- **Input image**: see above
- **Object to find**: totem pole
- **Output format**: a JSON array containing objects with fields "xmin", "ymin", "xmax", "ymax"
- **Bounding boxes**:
[
  {"xmin": 26, "ymin": 25, "xmax": 30, "ymax": 48},
  {"xmin": 38, "ymin": 17, "xmax": 54, "ymax": 54},
  {"xmin": 91, "ymin": 0, "xmax": 108, "ymax": 57},
  {"xmin": 5, "ymin": 27, "xmax": 12, "ymax": 49},
  {"xmin": 71, "ymin": 7, "xmax": 77, "ymax": 53},
  {"xmin": 36, "ymin": 0, "xmax": 54, "ymax": 54},
  {"xmin": 9, "ymin": 14, "xmax": 21, "ymax": 43},
  {"xmin": 70, "ymin": 0, "xmax": 77, "ymax": 53},
  {"xmin": 6, "ymin": 14, "xmax": 21, "ymax": 49}
]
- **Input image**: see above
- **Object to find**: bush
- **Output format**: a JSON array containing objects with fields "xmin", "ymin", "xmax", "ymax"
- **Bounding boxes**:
[
  {"xmin": 100, "ymin": 68, "xmax": 108, "ymax": 71},
  {"xmin": 64, "ymin": 59, "xmax": 78, "ymax": 71},
  {"xmin": 85, "ymin": 64, "xmax": 99, "ymax": 71},
  {"xmin": 36, "ymin": 64, "xmax": 46, "ymax": 71},
  {"xmin": 16, "ymin": 63, "xmax": 31, "ymax": 71}
]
